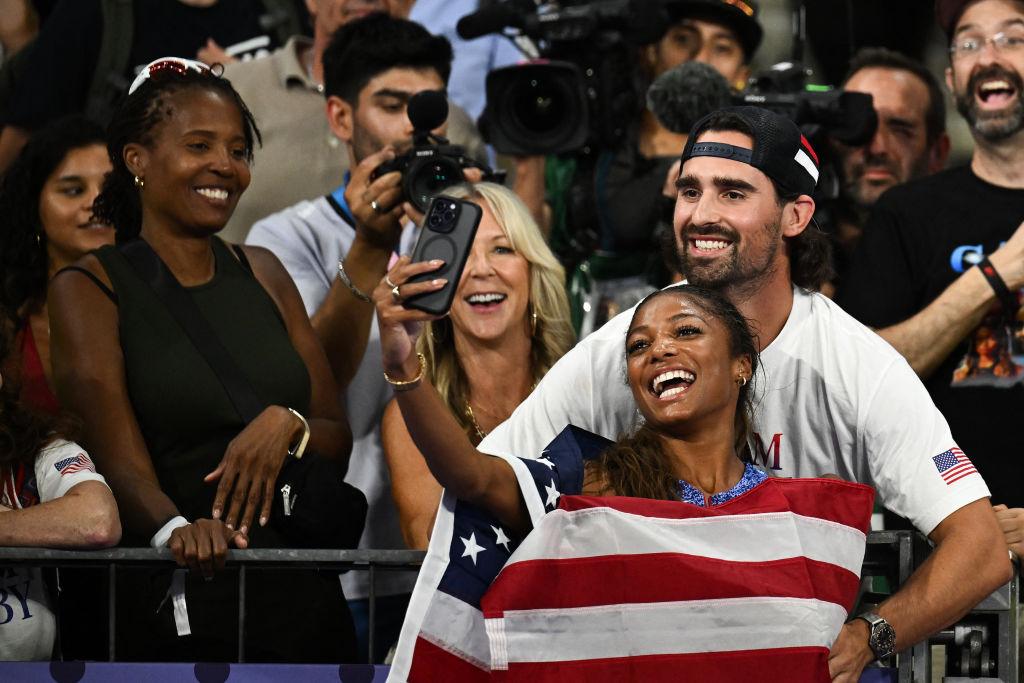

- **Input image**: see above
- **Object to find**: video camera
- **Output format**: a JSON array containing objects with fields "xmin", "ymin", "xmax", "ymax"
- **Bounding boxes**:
[
  {"xmin": 460, "ymin": 0, "xmax": 670, "ymax": 156},
  {"xmin": 370, "ymin": 90, "xmax": 503, "ymax": 213}
]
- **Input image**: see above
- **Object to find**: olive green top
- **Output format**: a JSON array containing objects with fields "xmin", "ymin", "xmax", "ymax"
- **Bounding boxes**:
[{"xmin": 93, "ymin": 238, "xmax": 310, "ymax": 531}]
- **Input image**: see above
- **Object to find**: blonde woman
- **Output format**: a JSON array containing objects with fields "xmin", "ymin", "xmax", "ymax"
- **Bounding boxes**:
[{"xmin": 382, "ymin": 182, "xmax": 574, "ymax": 549}]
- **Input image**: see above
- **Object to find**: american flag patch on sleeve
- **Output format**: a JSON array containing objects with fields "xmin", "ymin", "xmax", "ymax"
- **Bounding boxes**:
[
  {"xmin": 931, "ymin": 448, "xmax": 977, "ymax": 485},
  {"xmin": 53, "ymin": 453, "xmax": 96, "ymax": 476}
]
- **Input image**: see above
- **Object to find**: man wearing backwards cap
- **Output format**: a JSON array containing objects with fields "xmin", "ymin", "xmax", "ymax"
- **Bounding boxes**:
[
  {"xmin": 840, "ymin": 0, "xmax": 1024, "ymax": 561},
  {"xmin": 471, "ymin": 106, "xmax": 1010, "ymax": 681}
]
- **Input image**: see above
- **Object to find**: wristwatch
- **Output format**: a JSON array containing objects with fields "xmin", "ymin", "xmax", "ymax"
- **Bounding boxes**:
[{"xmin": 856, "ymin": 612, "xmax": 896, "ymax": 660}]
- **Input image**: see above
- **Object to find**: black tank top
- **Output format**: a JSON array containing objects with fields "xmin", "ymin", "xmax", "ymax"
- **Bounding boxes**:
[{"xmin": 93, "ymin": 238, "xmax": 310, "ymax": 527}]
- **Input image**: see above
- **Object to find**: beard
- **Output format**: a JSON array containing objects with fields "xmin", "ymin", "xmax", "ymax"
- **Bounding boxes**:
[
  {"xmin": 955, "ymin": 64, "xmax": 1024, "ymax": 142},
  {"xmin": 675, "ymin": 216, "xmax": 783, "ymax": 294}
]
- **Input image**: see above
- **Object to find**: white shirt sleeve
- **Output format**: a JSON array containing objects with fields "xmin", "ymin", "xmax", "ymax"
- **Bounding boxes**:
[
  {"xmin": 861, "ymin": 357, "xmax": 991, "ymax": 536},
  {"xmin": 478, "ymin": 308, "xmax": 638, "ymax": 460},
  {"xmin": 33, "ymin": 439, "xmax": 108, "ymax": 503}
]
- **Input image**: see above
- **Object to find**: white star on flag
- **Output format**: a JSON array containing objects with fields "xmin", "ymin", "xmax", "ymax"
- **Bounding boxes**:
[
  {"xmin": 544, "ymin": 479, "xmax": 560, "ymax": 508},
  {"xmin": 460, "ymin": 532, "xmax": 485, "ymax": 565},
  {"xmin": 491, "ymin": 525, "xmax": 511, "ymax": 551},
  {"xmin": 536, "ymin": 457, "xmax": 555, "ymax": 469}
]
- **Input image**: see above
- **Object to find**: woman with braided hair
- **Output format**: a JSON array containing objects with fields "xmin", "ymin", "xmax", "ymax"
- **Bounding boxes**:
[{"xmin": 48, "ymin": 58, "xmax": 355, "ymax": 661}]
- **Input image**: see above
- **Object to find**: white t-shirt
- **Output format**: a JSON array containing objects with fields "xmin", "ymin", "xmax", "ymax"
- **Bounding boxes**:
[
  {"xmin": 247, "ymin": 195, "xmax": 418, "ymax": 600},
  {"xmin": 0, "ymin": 440, "xmax": 108, "ymax": 661},
  {"xmin": 479, "ymin": 286, "xmax": 990, "ymax": 536}
]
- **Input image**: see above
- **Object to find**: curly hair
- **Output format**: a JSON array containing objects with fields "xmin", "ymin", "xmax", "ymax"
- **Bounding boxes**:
[
  {"xmin": 586, "ymin": 285, "xmax": 759, "ymax": 500},
  {"xmin": 92, "ymin": 63, "xmax": 261, "ymax": 244},
  {"xmin": 416, "ymin": 183, "xmax": 575, "ymax": 442},
  {"xmin": 0, "ymin": 321, "xmax": 75, "ymax": 470},
  {"xmin": 0, "ymin": 116, "xmax": 106, "ymax": 327}
]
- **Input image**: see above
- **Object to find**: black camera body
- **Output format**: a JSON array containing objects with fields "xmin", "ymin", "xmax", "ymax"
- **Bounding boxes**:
[
  {"xmin": 370, "ymin": 89, "xmax": 502, "ymax": 212},
  {"xmin": 470, "ymin": 0, "xmax": 669, "ymax": 156},
  {"xmin": 372, "ymin": 143, "xmax": 482, "ymax": 214},
  {"xmin": 735, "ymin": 62, "xmax": 877, "ymax": 148}
]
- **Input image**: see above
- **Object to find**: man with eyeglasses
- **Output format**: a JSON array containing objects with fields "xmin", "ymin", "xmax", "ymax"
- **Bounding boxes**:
[{"xmin": 839, "ymin": 0, "xmax": 1024, "ymax": 558}]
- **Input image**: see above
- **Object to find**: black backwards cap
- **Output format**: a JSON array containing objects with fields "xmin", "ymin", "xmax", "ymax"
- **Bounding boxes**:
[{"xmin": 680, "ymin": 106, "xmax": 820, "ymax": 198}]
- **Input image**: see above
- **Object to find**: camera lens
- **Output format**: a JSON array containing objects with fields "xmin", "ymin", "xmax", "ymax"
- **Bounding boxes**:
[
  {"xmin": 407, "ymin": 157, "xmax": 464, "ymax": 213},
  {"xmin": 507, "ymin": 76, "xmax": 570, "ymax": 138}
]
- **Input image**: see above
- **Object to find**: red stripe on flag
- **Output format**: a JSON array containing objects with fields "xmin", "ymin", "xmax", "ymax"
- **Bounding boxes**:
[
  {"xmin": 491, "ymin": 646, "xmax": 831, "ymax": 682},
  {"xmin": 408, "ymin": 636, "xmax": 489, "ymax": 683},
  {"xmin": 941, "ymin": 462, "xmax": 975, "ymax": 480},
  {"xmin": 559, "ymin": 479, "xmax": 874, "ymax": 533},
  {"xmin": 482, "ymin": 553, "xmax": 860, "ymax": 617},
  {"xmin": 944, "ymin": 468, "xmax": 979, "ymax": 486}
]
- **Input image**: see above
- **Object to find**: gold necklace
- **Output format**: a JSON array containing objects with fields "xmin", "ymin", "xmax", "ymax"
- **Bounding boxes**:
[{"xmin": 464, "ymin": 401, "xmax": 487, "ymax": 441}]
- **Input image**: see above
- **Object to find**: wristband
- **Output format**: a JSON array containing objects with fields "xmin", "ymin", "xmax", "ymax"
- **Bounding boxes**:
[
  {"xmin": 978, "ymin": 256, "xmax": 1020, "ymax": 317},
  {"xmin": 150, "ymin": 515, "xmax": 189, "ymax": 548},
  {"xmin": 337, "ymin": 259, "xmax": 372, "ymax": 303},
  {"xmin": 287, "ymin": 407, "xmax": 310, "ymax": 460}
]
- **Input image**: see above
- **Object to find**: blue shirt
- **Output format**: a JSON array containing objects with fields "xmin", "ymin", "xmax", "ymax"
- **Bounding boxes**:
[{"xmin": 676, "ymin": 463, "xmax": 768, "ymax": 507}]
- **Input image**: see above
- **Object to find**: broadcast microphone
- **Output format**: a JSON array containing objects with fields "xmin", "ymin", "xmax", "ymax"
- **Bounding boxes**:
[
  {"xmin": 408, "ymin": 90, "xmax": 449, "ymax": 133},
  {"xmin": 456, "ymin": 2, "xmax": 526, "ymax": 40},
  {"xmin": 646, "ymin": 61, "xmax": 734, "ymax": 134}
]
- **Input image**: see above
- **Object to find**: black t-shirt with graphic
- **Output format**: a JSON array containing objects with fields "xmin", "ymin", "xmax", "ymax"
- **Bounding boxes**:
[
  {"xmin": 3, "ymin": 0, "xmax": 278, "ymax": 129},
  {"xmin": 838, "ymin": 165, "xmax": 1024, "ymax": 508}
]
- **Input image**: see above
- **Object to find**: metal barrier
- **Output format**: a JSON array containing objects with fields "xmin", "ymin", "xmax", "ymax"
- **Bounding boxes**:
[
  {"xmin": 1, "ymin": 534, "xmax": 1018, "ymax": 679},
  {"xmin": 860, "ymin": 532, "xmax": 1020, "ymax": 682},
  {"xmin": 0, "ymin": 547, "xmax": 426, "ymax": 664}
]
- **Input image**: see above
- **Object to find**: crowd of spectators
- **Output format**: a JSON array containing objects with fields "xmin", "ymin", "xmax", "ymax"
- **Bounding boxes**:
[{"xmin": 0, "ymin": 0, "xmax": 1022, "ymax": 677}]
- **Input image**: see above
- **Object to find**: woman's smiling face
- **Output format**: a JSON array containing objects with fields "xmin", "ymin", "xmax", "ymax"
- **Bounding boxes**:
[
  {"xmin": 448, "ymin": 200, "xmax": 532, "ymax": 345},
  {"xmin": 127, "ymin": 88, "xmax": 252, "ymax": 235},
  {"xmin": 625, "ymin": 291, "xmax": 748, "ymax": 435}
]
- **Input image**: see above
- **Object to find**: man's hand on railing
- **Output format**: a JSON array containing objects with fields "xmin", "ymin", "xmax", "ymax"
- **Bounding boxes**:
[
  {"xmin": 167, "ymin": 519, "xmax": 248, "ymax": 579},
  {"xmin": 993, "ymin": 504, "xmax": 1024, "ymax": 559}
]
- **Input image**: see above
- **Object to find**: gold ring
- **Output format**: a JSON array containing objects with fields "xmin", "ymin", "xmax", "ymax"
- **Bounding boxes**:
[
  {"xmin": 385, "ymin": 274, "xmax": 397, "ymax": 288},
  {"xmin": 391, "ymin": 284, "xmax": 401, "ymax": 302}
]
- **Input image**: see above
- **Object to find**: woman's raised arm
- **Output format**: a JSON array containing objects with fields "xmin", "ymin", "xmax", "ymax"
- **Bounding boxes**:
[{"xmin": 374, "ymin": 256, "xmax": 530, "ymax": 536}]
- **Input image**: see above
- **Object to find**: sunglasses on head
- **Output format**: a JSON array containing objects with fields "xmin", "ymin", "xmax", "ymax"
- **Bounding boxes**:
[{"xmin": 128, "ymin": 57, "xmax": 211, "ymax": 96}]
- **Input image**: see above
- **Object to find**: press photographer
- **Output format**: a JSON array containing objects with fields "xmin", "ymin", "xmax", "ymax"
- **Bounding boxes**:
[{"xmin": 369, "ymin": 89, "xmax": 503, "ymax": 213}]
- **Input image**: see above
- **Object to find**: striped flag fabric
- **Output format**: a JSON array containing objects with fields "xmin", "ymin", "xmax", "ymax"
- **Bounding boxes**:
[
  {"xmin": 388, "ymin": 426, "xmax": 874, "ymax": 682},
  {"xmin": 52, "ymin": 453, "xmax": 95, "ymax": 476},
  {"xmin": 931, "ymin": 447, "xmax": 977, "ymax": 486}
]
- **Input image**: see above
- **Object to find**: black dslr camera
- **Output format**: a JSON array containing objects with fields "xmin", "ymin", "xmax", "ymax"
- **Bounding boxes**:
[{"xmin": 370, "ymin": 90, "xmax": 502, "ymax": 213}]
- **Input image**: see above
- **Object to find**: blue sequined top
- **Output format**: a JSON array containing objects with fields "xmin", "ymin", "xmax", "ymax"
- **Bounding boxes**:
[{"xmin": 676, "ymin": 463, "xmax": 768, "ymax": 507}]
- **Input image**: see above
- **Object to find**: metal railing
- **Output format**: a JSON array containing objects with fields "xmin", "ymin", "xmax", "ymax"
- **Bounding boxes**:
[{"xmin": 0, "ymin": 547, "xmax": 425, "ymax": 664}]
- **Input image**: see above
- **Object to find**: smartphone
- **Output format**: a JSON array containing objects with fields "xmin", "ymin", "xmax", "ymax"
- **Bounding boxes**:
[{"xmin": 403, "ymin": 195, "xmax": 483, "ymax": 316}]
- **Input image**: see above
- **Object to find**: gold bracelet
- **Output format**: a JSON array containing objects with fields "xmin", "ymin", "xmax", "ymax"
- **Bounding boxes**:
[
  {"xmin": 286, "ymin": 407, "xmax": 310, "ymax": 460},
  {"xmin": 384, "ymin": 353, "xmax": 427, "ymax": 392}
]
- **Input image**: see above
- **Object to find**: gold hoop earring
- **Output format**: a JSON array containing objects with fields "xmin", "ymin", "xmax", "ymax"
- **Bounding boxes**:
[
  {"xmin": 737, "ymin": 376, "xmax": 748, "ymax": 387},
  {"xmin": 529, "ymin": 303, "xmax": 538, "ymax": 337},
  {"xmin": 134, "ymin": 175, "xmax": 145, "ymax": 188}
]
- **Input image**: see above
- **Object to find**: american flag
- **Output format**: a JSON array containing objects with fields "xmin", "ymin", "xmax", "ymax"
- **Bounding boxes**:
[
  {"xmin": 932, "ymin": 447, "xmax": 977, "ymax": 486},
  {"xmin": 53, "ymin": 453, "xmax": 96, "ymax": 476},
  {"xmin": 388, "ymin": 426, "xmax": 874, "ymax": 682}
]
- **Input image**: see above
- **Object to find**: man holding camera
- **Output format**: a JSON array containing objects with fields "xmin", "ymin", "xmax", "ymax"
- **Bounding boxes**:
[
  {"xmin": 221, "ymin": 0, "xmax": 487, "ymax": 243},
  {"xmin": 824, "ymin": 47, "xmax": 950, "ymax": 292},
  {"xmin": 244, "ymin": 13, "xmax": 472, "ymax": 662},
  {"xmin": 839, "ymin": 0, "xmax": 1024, "ymax": 553}
]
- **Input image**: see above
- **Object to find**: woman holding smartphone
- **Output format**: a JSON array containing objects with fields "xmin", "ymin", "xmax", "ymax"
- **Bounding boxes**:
[{"xmin": 382, "ymin": 182, "xmax": 574, "ymax": 550}]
